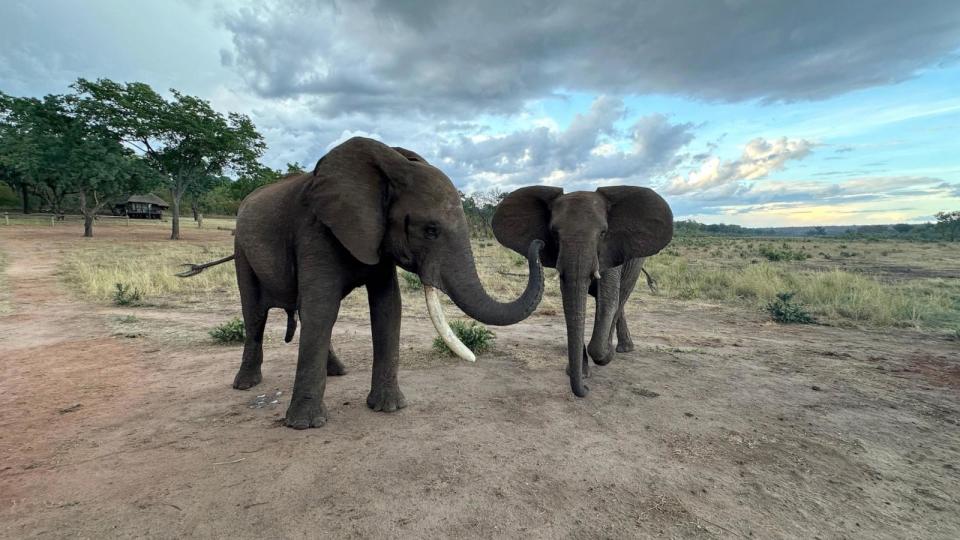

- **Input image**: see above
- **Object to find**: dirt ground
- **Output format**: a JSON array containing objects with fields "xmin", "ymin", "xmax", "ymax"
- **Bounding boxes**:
[{"xmin": 1, "ymin": 225, "xmax": 958, "ymax": 539}]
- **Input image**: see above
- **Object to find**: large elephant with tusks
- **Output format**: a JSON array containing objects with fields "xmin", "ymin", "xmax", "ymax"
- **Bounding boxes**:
[{"xmin": 180, "ymin": 137, "xmax": 544, "ymax": 429}]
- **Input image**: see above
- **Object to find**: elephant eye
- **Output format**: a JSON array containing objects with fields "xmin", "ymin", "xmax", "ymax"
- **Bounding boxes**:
[
  {"xmin": 424, "ymin": 223, "xmax": 440, "ymax": 240},
  {"xmin": 600, "ymin": 229, "xmax": 608, "ymax": 238}
]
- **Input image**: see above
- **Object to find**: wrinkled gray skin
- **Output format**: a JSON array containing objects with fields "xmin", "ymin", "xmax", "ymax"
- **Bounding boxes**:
[
  {"xmin": 493, "ymin": 187, "xmax": 673, "ymax": 397},
  {"xmin": 190, "ymin": 138, "xmax": 544, "ymax": 429}
]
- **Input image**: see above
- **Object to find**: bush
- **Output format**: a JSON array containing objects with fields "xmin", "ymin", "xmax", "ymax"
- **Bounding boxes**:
[
  {"xmin": 767, "ymin": 292, "xmax": 815, "ymax": 324},
  {"xmin": 758, "ymin": 245, "xmax": 809, "ymax": 262},
  {"xmin": 400, "ymin": 270, "xmax": 422, "ymax": 291},
  {"xmin": 432, "ymin": 320, "xmax": 495, "ymax": 356},
  {"xmin": 113, "ymin": 282, "xmax": 143, "ymax": 306},
  {"xmin": 210, "ymin": 317, "xmax": 246, "ymax": 343}
]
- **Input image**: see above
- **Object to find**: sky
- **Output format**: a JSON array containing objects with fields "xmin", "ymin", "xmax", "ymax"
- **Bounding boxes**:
[{"xmin": 1, "ymin": 0, "xmax": 959, "ymax": 226}]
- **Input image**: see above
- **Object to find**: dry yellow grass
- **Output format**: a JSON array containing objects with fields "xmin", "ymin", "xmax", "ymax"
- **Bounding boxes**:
[{"xmin": 56, "ymin": 233, "xmax": 960, "ymax": 333}]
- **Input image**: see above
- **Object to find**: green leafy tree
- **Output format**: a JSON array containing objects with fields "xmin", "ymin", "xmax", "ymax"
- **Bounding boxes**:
[
  {"xmin": 73, "ymin": 79, "xmax": 265, "ymax": 239},
  {"xmin": 935, "ymin": 211, "xmax": 960, "ymax": 241},
  {"xmin": 1, "ymin": 92, "xmax": 157, "ymax": 236}
]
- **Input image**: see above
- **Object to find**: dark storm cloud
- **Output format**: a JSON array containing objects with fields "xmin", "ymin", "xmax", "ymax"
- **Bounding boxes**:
[{"xmin": 219, "ymin": 0, "xmax": 960, "ymax": 116}]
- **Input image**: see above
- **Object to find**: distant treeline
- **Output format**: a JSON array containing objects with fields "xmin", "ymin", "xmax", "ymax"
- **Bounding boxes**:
[{"xmin": 675, "ymin": 217, "xmax": 959, "ymax": 242}]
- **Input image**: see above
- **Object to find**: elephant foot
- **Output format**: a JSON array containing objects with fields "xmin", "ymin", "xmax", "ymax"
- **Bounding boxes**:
[
  {"xmin": 284, "ymin": 396, "xmax": 328, "ymax": 429},
  {"xmin": 326, "ymin": 355, "xmax": 347, "ymax": 377},
  {"xmin": 367, "ymin": 385, "xmax": 407, "ymax": 412},
  {"xmin": 616, "ymin": 341, "xmax": 635, "ymax": 353},
  {"xmin": 232, "ymin": 367, "xmax": 262, "ymax": 390},
  {"xmin": 592, "ymin": 353, "xmax": 614, "ymax": 366}
]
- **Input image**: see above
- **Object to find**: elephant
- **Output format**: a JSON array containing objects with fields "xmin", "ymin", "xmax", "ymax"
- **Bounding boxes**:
[
  {"xmin": 179, "ymin": 137, "xmax": 545, "ymax": 428},
  {"xmin": 492, "ymin": 186, "xmax": 673, "ymax": 397}
]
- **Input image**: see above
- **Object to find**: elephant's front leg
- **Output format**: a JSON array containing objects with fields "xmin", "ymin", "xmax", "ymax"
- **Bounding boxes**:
[
  {"xmin": 588, "ymin": 267, "xmax": 622, "ymax": 366},
  {"xmin": 366, "ymin": 264, "xmax": 407, "ymax": 412},
  {"xmin": 285, "ymin": 298, "xmax": 341, "ymax": 429}
]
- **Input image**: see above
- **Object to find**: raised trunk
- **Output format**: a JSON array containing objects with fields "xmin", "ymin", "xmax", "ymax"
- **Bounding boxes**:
[
  {"xmin": 561, "ymin": 274, "xmax": 590, "ymax": 397},
  {"xmin": 441, "ymin": 239, "xmax": 544, "ymax": 326}
]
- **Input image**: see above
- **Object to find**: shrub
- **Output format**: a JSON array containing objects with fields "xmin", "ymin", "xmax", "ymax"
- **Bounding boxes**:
[
  {"xmin": 758, "ymin": 245, "xmax": 809, "ymax": 262},
  {"xmin": 113, "ymin": 282, "xmax": 143, "ymax": 306},
  {"xmin": 433, "ymin": 320, "xmax": 495, "ymax": 356},
  {"xmin": 767, "ymin": 292, "xmax": 815, "ymax": 324},
  {"xmin": 400, "ymin": 270, "xmax": 422, "ymax": 291},
  {"xmin": 210, "ymin": 317, "xmax": 246, "ymax": 343}
]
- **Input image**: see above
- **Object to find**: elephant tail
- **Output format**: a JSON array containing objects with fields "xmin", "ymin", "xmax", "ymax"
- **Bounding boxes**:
[
  {"xmin": 284, "ymin": 309, "xmax": 297, "ymax": 343},
  {"xmin": 175, "ymin": 254, "xmax": 236, "ymax": 277},
  {"xmin": 641, "ymin": 267, "xmax": 658, "ymax": 293}
]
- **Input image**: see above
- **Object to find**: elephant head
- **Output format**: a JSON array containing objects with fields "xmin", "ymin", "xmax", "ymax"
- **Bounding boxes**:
[
  {"xmin": 302, "ymin": 137, "xmax": 545, "ymax": 359},
  {"xmin": 492, "ymin": 186, "xmax": 673, "ymax": 396}
]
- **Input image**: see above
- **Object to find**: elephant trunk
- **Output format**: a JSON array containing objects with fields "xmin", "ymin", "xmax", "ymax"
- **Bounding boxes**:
[
  {"xmin": 441, "ymin": 239, "xmax": 544, "ymax": 326},
  {"xmin": 558, "ymin": 244, "xmax": 595, "ymax": 398},
  {"xmin": 560, "ymin": 270, "xmax": 590, "ymax": 398}
]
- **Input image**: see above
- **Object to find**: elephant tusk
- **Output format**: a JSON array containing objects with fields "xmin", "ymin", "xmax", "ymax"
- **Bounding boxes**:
[{"xmin": 424, "ymin": 286, "xmax": 476, "ymax": 362}]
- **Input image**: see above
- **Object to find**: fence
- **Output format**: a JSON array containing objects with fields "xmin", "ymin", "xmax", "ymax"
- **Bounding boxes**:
[{"xmin": 1, "ymin": 212, "xmax": 238, "ymax": 230}]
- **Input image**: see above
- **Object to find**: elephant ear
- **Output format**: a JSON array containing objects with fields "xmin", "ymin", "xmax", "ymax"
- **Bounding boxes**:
[
  {"xmin": 492, "ymin": 186, "xmax": 563, "ymax": 268},
  {"xmin": 301, "ymin": 138, "xmax": 412, "ymax": 265},
  {"xmin": 597, "ymin": 186, "xmax": 674, "ymax": 268}
]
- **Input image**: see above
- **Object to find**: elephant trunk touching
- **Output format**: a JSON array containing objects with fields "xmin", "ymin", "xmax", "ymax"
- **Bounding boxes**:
[{"xmin": 441, "ymin": 239, "xmax": 545, "ymax": 326}]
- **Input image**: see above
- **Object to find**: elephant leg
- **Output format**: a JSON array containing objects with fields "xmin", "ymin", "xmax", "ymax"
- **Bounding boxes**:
[
  {"xmin": 615, "ymin": 309, "xmax": 634, "ymax": 353},
  {"xmin": 565, "ymin": 346, "xmax": 591, "ymax": 378},
  {"xmin": 234, "ymin": 253, "xmax": 266, "ymax": 390},
  {"xmin": 588, "ymin": 266, "xmax": 622, "ymax": 366},
  {"xmin": 327, "ymin": 346, "xmax": 347, "ymax": 376},
  {"xmin": 366, "ymin": 263, "xmax": 406, "ymax": 412},
  {"xmin": 284, "ymin": 298, "xmax": 340, "ymax": 429},
  {"xmin": 615, "ymin": 259, "xmax": 644, "ymax": 353}
]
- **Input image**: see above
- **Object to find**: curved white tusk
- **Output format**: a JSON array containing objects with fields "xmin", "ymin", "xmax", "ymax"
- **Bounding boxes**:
[
  {"xmin": 593, "ymin": 269, "xmax": 601, "ymax": 280},
  {"xmin": 424, "ymin": 286, "xmax": 476, "ymax": 362}
]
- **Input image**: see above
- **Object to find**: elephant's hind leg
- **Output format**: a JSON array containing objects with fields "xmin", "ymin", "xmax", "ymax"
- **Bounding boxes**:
[
  {"xmin": 615, "ymin": 259, "xmax": 644, "ymax": 353},
  {"xmin": 615, "ymin": 309, "xmax": 634, "ymax": 353},
  {"xmin": 234, "ymin": 253, "xmax": 268, "ymax": 390}
]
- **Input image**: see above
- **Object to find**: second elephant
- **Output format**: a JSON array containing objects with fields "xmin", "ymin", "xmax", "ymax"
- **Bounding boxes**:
[{"xmin": 492, "ymin": 186, "xmax": 673, "ymax": 397}]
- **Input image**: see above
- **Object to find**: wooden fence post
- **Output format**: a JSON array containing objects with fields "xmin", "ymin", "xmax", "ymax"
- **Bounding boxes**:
[
  {"xmin": 3, "ymin": 213, "xmax": 8, "ymax": 225},
  {"xmin": 51, "ymin": 216, "xmax": 55, "ymax": 227},
  {"xmin": 126, "ymin": 215, "xmax": 130, "ymax": 227}
]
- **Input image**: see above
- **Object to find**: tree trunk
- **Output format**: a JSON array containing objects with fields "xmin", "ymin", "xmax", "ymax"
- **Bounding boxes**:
[
  {"xmin": 78, "ymin": 191, "xmax": 94, "ymax": 238},
  {"xmin": 191, "ymin": 199, "xmax": 199, "ymax": 221},
  {"xmin": 171, "ymin": 187, "xmax": 182, "ymax": 240},
  {"xmin": 20, "ymin": 184, "xmax": 31, "ymax": 214}
]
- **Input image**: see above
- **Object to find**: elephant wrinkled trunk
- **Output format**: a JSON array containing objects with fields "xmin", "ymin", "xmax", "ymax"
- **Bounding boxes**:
[
  {"xmin": 561, "ymin": 271, "xmax": 590, "ymax": 397},
  {"xmin": 441, "ymin": 239, "xmax": 545, "ymax": 326}
]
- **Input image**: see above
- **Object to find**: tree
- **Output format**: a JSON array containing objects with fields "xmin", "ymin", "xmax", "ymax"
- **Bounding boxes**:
[
  {"xmin": 0, "ymin": 92, "xmax": 155, "ymax": 236},
  {"xmin": 935, "ymin": 211, "xmax": 960, "ymax": 241},
  {"xmin": 0, "ymin": 93, "xmax": 65, "ymax": 214},
  {"xmin": 73, "ymin": 79, "xmax": 265, "ymax": 239}
]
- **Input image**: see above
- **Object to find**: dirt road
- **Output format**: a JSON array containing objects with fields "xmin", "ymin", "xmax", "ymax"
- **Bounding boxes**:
[{"xmin": 1, "ymin": 226, "xmax": 958, "ymax": 538}]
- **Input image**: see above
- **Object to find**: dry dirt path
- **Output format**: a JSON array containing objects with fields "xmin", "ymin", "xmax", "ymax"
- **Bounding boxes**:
[{"xmin": 1, "ymin": 226, "xmax": 959, "ymax": 539}]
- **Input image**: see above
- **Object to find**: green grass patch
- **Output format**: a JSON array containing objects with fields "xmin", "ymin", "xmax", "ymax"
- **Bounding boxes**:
[
  {"xmin": 767, "ymin": 292, "xmax": 815, "ymax": 324},
  {"xmin": 432, "ymin": 320, "xmax": 495, "ymax": 356},
  {"xmin": 400, "ymin": 270, "xmax": 422, "ymax": 291},
  {"xmin": 210, "ymin": 317, "xmax": 245, "ymax": 343}
]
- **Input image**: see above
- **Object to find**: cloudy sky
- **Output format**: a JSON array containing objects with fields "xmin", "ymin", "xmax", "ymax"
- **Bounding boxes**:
[{"xmin": 2, "ymin": 0, "xmax": 959, "ymax": 226}]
